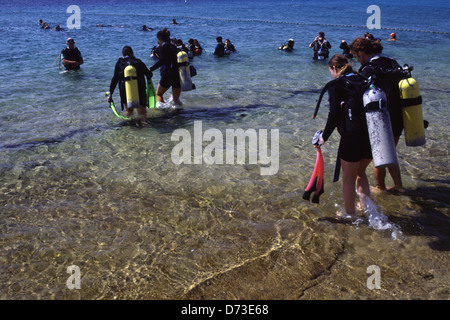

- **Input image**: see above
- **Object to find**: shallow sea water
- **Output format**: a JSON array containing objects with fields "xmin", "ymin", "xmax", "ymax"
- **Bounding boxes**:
[{"xmin": 0, "ymin": 0, "xmax": 449, "ymax": 299}]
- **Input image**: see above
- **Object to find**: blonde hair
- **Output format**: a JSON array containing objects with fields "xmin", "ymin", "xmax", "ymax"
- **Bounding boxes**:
[{"xmin": 328, "ymin": 54, "xmax": 354, "ymax": 78}]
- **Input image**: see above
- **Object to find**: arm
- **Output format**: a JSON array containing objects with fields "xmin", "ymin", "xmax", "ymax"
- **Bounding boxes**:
[
  {"xmin": 150, "ymin": 43, "xmax": 168, "ymax": 72},
  {"xmin": 322, "ymin": 86, "xmax": 342, "ymax": 141},
  {"xmin": 62, "ymin": 48, "xmax": 83, "ymax": 67},
  {"xmin": 62, "ymin": 58, "xmax": 82, "ymax": 67},
  {"xmin": 150, "ymin": 58, "xmax": 163, "ymax": 72},
  {"xmin": 309, "ymin": 37, "xmax": 318, "ymax": 48}
]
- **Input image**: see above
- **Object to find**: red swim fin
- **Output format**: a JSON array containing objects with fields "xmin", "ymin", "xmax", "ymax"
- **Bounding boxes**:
[
  {"xmin": 303, "ymin": 148, "xmax": 321, "ymax": 201},
  {"xmin": 312, "ymin": 147, "xmax": 325, "ymax": 204}
]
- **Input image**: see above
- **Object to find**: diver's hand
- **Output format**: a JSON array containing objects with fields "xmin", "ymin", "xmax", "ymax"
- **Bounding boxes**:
[
  {"xmin": 312, "ymin": 129, "xmax": 324, "ymax": 147},
  {"xmin": 318, "ymin": 133, "xmax": 325, "ymax": 146}
]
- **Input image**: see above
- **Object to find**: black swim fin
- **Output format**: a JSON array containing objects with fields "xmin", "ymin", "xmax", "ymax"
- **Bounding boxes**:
[
  {"xmin": 311, "ymin": 186, "xmax": 324, "ymax": 204},
  {"xmin": 302, "ymin": 178, "xmax": 317, "ymax": 201}
]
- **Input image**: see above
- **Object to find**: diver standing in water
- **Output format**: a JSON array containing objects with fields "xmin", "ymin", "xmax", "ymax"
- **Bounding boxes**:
[
  {"xmin": 149, "ymin": 28, "xmax": 183, "ymax": 109},
  {"xmin": 315, "ymin": 54, "xmax": 373, "ymax": 219},
  {"xmin": 61, "ymin": 38, "xmax": 84, "ymax": 71},
  {"xmin": 213, "ymin": 36, "xmax": 225, "ymax": 57},
  {"xmin": 309, "ymin": 32, "xmax": 331, "ymax": 60},
  {"xmin": 107, "ymin": 46, "xmax": 152, "ymax": 118},
  {"xmin": 350, "ymin": 37, "xmax": 405, "ymax": 193}
]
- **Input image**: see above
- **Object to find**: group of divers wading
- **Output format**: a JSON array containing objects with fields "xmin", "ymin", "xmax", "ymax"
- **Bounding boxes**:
[{"xmin": 57, "ymin": 25, "xmax": 426, "ymax": 221}]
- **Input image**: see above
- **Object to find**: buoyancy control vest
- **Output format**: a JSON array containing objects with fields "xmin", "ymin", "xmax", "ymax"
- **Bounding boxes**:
[
  {"xmin": 314, "ymin": 72, "xmax": 369, "ymax": 135},
  {"xmin": 359, "ymin": 56, "xmax": 404, "ymax": 112}
]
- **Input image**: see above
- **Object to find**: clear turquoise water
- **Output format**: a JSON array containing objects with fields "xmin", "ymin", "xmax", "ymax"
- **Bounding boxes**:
[{"xmin": 0, "ymin": 0, "xmax": 449, "ymax": 299}]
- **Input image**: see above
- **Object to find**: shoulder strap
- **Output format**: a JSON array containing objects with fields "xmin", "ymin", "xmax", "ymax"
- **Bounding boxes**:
[
  {"xmin": 313, "ymin": 79, "xmax": 339, "ymax": 119},
  {"xmin": 314, "ymin": 73, "xmax": 370, "ymax": 119}
]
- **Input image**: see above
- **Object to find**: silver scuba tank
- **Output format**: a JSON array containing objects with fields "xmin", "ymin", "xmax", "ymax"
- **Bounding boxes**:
[{"xmin": 363, "ymin": 83, "xmax": 398, "ymax": 168}]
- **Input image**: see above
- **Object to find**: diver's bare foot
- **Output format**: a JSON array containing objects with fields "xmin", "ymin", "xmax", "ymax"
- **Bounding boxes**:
[
  {"xmin": 370, "ymin": 185, "xmax": 387, "ymax": 195},
  {"xmin": 336, "ymin": 210, "xmax": 358, "ymax": 221},
  {"xmin": 356, "ymin": 202, "xmax": 365, "ymax": 212}
]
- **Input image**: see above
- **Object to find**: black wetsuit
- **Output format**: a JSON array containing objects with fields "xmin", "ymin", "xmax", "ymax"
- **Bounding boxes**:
[
  {"xmin": 339, "ymin": 42, "xmax": 353, "ymax": 59},
  {"xmin": 359, "ymin": 55, "xmax": 404, "ymax": 137},
  {"xmin": 61, "ymin": 47, "xmax": 83, "ymax": 70},
  {"xmin": 322, "ymin": 72, "xmax": 372, "ymax": 162},
  {"xmin": 214, "ymin": 43, "xmax": 225, "ymax": 57},
  {"xmin": 109, "ymin": 56, "xmax": 152, "ymax": 107},
  {"xmin": 150, "ymin": 42, "xmax": 180, "ymax": 89}
]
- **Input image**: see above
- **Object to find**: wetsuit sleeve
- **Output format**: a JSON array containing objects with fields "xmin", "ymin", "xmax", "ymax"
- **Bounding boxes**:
[
  {"xmin": 322, "ymin": 85, "xmax": 342, "ymax": 141},
  {"xmin": 150, "ymin": 57, "xmax": 163, "ymax": 72},
  {"xmin": 150, "ymin": 44, "xmax": 168, "ymax": 72},
  {"xmin": 109, "ymin": 59, "xmax": 121, "ymax": 95}
]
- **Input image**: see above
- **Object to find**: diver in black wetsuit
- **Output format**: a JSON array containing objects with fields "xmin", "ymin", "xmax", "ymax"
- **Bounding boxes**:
[
  {"xmin": 107, "ymin": 46, "xmax": 152, "ymax": 118},
  {"xmin": 61, "ymin": 38, "xmax": 83, "ymax": 70},
  {"xmin": 149, "ymin": 28, "xmax": 182, "ymax": 108},
  {"xmin": 340, "ymin": 40, "xmax": 353, "ymax": 59},
  {"xmin": 213, "ymin": 36, "xmax": 225, "ymax": 57},
  {"xmin": 319, "ymin": 54, "xmax": 372, "ymax": 219}
]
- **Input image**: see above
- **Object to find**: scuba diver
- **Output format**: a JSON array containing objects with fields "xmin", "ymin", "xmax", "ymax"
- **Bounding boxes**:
[
  {"xmin": 224, "ymin": 39, "xmax": 236, "ymax": 54},
  {"xmin": 279, "ymin": 39, "xmax": 295, "ymax": 52},
  {"xmin": 315, "ymin": 54, "xmax": 373, "ymax": 219},
  {"xmin": 107, "ymin": 46, "xmax": 152, "ymax": 118},
  {"xmin": 149, "ymin": 28, "xmax": 183, "ymax": 109},
  {"xmin": 61, "ymin": 37, "xmax": 84, "ymax": 71},
  {"xmin": 349, "ymin": 37, "xmax": 404, "ymax": 193},
  {"xmin": 339, "ymin": 40, "xmax": 353, "ymax": 59},
  {"xmin": 213, "ymin": 36, "xmax": 225, "ymax": 57},
  {"xmin": 309, "ymin": 32, "xmax": 331, "ymax": 60}
]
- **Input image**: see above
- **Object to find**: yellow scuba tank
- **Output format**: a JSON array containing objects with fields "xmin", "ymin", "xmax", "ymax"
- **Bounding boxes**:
[
  {"xmin": 124, "ymin": 65, "xmax": 140, "ymax": 109},
  {"xmin": 177, "ymin": 50, "xmax": 193, "ymax": 91},
  {"xmin": 399, "ymin": 77, "xmax": 426, "ymax": 146}
]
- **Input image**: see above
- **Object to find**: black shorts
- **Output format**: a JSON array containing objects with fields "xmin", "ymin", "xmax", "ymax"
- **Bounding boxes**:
[
  {"xmin": 159, "ymin": 71, "xmax": 181, "ymax": 89},
  {"xmin": 338, "ymin": 134, "xmax": 373, "ymax": 162}
]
